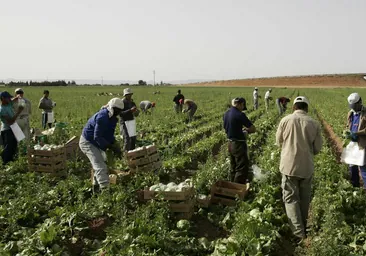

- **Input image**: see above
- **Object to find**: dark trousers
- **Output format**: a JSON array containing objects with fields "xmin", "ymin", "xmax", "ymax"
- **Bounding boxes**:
[
  {"xmin": 228, "ymin": 141, "xmax": 249, "ymax": 184},
  {"xmin": 1, "ymin": 129, "xmax": 18, "ymax": 165},
  {"xmin": 174, "ymin": 104, "xmax": 183, "ymax": 113},
  {"xmin": 42, "ymin": 113, "xmax": 52, "ymax": 129},
  {"xmin": 349, "ymin": 165, "xmax": 366, "ymax": 189},
  {"xmin": 188, "ymin": 104, "xmax": 197, "ymax": 122},
  {"xmin": 120, "ymin": 123, "xmax": 136, "ymax": 152}
]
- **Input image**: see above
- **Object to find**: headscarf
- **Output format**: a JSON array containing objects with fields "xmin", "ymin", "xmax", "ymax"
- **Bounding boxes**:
[{"xmin": 106, "ymin": 98, "xmax": 124, "ymax": 118}]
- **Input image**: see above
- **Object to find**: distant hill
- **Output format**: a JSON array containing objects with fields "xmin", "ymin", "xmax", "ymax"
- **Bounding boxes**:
[{"xmin": 183, "ymin": 73, "xmax": 366, "ymax": 88}]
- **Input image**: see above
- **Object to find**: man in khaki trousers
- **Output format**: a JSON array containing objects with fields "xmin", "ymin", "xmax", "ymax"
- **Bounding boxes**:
[{"xmin": 276, "ymin": 96, "xmax": 322, "ymax": 242}]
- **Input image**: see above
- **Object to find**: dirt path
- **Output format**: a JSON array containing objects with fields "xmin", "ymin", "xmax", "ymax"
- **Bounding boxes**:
[{"xmin": 315, "ymin": 110, "xmax": 343, "ymax": 161}]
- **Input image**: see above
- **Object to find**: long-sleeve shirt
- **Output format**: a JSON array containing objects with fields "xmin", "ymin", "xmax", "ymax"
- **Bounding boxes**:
[
  {"xmin": 223, "ymin": 107, "xmax": 253, "ymax": 141},
  {"xmin": 119, "ymin": 98, "xmax": 136, "ymax": 122},
  {"xmin": 276, "ymin": 110, "xmax": 322, "ymax": 178},
  {"xmin": 173, "ymin": 94, "xmax": 185, "ymax": 105},
  {"xmin": 82, "ymin": 108, "xmax": 117, "ymax": 151},
  {"xmin": 347, "ymin": 108, "xmax": 366, "ymax": 149},
  {"xmin": 14, "ymin": 98, "xmax": 32, "ymax": 118},
  {"xmin": 38, "ymin": 97, "xmax": 53, "ymax": 113},
  {"xmin": 278, "ymin": 97, "xmax": 290, "ymax": 106},
  {"xmin": 184, "ymin": 99, "xmax": 196, "ymax": 111},
  {"xmin": 265, "ymin": 91, "xmax": 271, "ymax": 99},
  {"xmin": 0, "ymin": 102, "xmax": 14, "ymax": 131},
  {"xmin": 140, "ymin": 101, "xmax": 152, "ymax": 112}
]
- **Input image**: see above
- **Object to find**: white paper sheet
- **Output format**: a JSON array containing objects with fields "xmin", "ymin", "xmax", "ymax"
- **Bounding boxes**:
[
  {"xmin": 47, "ymin": 112, "xmax": 54, "ymax": 123},
  {"xmin": 125, "ymin": 119, "xmax": 136, "ymax": 137},
  {"xmin": 10, "ymin": 123, "xmax": 25, "ymax": 142}
]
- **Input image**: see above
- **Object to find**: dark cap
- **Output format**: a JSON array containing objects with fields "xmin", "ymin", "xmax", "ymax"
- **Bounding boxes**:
[
  {"xmin": 0, "ymin": 91, "xmax": 13, "ymax": 99},
  {"xmin": 232, "ymin": 97, "xmax": 247, "ymax": 110}
]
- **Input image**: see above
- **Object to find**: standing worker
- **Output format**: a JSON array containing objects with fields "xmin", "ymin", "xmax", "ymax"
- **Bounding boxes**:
[
  {"xmin": 38, "ymin": 90, "xmax": 55, "ymax": 129},
  {"xmin": 253, "ymin": 87, "xmax": 260, "ymax": 110},
  {"xmin": 0, "ymin": 91, "xmax": 24, "ymax": 165},
  {"xmin": 182, "ymin": 99, "xmax": 197, "ymax": 122},
  {"xmin": 276, "ymin": 96, "xmax": 322, "ymax": 242},
  {"xmin": 224, "ymin": 97, "xmax": 256, "ymax": 184},
  {"xmin": 173, "ymin": 89, "xmax": 185, "ymax": 113},
  {"xmin": 120, "ymin": 88, "xmax": 139, "ymax": 151},
  {"xmin": 264, "ymin": 89, "xmax": 272, "ymax": 111},
  {"xmin": 79, "ymin": 98, "xmax": 123, "ymax": 192},
  {"xmin": 13, "ymin": 88, "xmax": 32, "ymax": 141},
  {"xmin": 139, "ymin": 100, "xmax": 156, "ymax": 114},
  {"xmin": 276, "ymin": 96, "xmax": 291, "ymax": 115},
  {"xmin": 345, "ymin": 93, "xmax": 366, "ymax": 189}
]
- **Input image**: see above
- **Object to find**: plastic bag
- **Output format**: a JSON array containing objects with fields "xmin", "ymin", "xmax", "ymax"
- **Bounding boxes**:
[
  {"xmin": 341, "ymin": 142, "xmax": 365, "ymax": 166},
  {"xmin": 252, "ymin": 164, "xmax": 267, "ymax": 181}
]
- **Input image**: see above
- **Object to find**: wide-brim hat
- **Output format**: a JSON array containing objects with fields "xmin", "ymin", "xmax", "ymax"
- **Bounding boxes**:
[{"xmin": 123, "ymin": 88, "xmax": 133, "ymax": 96}]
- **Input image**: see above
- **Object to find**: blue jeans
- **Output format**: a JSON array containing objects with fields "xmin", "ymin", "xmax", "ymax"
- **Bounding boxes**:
[{"xmin": 349, "ymin": 165, "xmax": 366, "ymax": 188}]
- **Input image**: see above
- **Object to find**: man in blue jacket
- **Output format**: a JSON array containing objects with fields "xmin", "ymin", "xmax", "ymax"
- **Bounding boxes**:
[
  {"xmin": 79, "ymin": 98, "xmax": 124, "ymax": 191},
  {"xmin": 224, "ymin": 97, "xmax": 256, "ymax": 184}
]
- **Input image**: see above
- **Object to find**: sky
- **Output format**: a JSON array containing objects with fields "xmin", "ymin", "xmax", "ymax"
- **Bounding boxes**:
[{"xmin": 1, "ymin": 0, "xmax": 366, "ymax": 83}]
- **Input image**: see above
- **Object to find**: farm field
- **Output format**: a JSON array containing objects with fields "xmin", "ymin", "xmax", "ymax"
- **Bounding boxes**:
[{"xmin": 1, "ymin": 86, "xmax": 366, "ymax": 255}]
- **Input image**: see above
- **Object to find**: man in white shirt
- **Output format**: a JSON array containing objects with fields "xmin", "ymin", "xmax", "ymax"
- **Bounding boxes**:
[
  {"xmin": 253, "ymin": 87, "xmax": 259, "ymax": 110},
  {"xmin": 264, "ymin": 89, "xmax": 272, "ymax": 111}
]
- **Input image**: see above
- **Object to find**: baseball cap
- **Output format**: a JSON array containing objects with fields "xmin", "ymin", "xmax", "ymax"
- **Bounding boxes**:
[
  {"xmin": 15, "ymin": 88, "xmax": 24, "ymax": 94},
  {"xmin": 0, "ymin": 91, "xmax": 13, "ymax": 99},
  {"xmin": 347, "ymin": 93, "xmax": 361, "ymax": 104},
  {"xmin": 232, "ymin": 97, "xmax": 247, "ymax": 110},
  {"xmin": 255, "ymin": 87, "xmax": 258, "ymax": 90},
  {"xmin": 293, "ymin": 96, "xmax": 309, "ymax": 105}
]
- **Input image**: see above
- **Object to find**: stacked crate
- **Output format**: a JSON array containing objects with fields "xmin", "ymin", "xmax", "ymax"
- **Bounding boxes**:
[
  {"xmin": 64, "ymin": 136, "xmax": 80, "ymax": 160},
  {"xmin": 126, "ymin": 145, "xmax": 162, "ymax": 173},
  {"xmin": 143, "ymin": 187, "xmax": 195, "ymax": 219},
  {"xmin": 210, "ymin": 181, "xmax": 250, "ymax": 206},
  {"xmin": 27, "ymin": 147, "xmax": 66, "ymax": 175}
]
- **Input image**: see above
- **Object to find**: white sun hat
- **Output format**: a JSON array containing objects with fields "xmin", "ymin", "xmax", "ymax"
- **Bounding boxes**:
[{"xmin": 123, "ymin": 88, "xmax": 133, "ymax": 96}]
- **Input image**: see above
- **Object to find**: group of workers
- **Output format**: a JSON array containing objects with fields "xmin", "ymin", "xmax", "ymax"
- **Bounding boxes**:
[
  {"xmin": 79, "ymin": 88, "xmax": 197, "ymax": 191},
  {"xmin": 253, "ymin": 87, "xmax": 290, "ymax": 115},
  {"xmin": 1, "ymin": 86, "xmax": 365, "ymax": 243},
  {"xmin": 0, "ymin": 87, "xmax": 195, "ymax": 167},
  {"xmin": 226, "ymin": 90, "xmax": 366, "ymax": 243}
]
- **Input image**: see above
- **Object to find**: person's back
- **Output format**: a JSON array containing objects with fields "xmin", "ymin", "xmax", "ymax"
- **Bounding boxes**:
[
  {"xmin": 277, "ymin": 111, "xmax": 321, "ymax": 177},
  {"xmin": 265, "ymin": 91, "xmax": 270, "ymax": 99},
  {"xmin": 140, "ymin": 100, "xmax": 152, "ymax": 112},
  {"xmin": 276, "ymin": 96, "xmax": 322, "ymax": 241},
  {"xmin": 173, "ymin": 93, "xmax": 184, "ymax": 104}
]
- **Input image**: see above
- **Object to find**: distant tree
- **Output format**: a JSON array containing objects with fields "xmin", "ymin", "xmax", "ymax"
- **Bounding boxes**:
[
  {"xmin": 71, "ymin": 80, "xmax": 76, "ymax": 85},
  {"xmin": 138, "ymin": 80, "xmax": 147, "ymax": 86}
]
